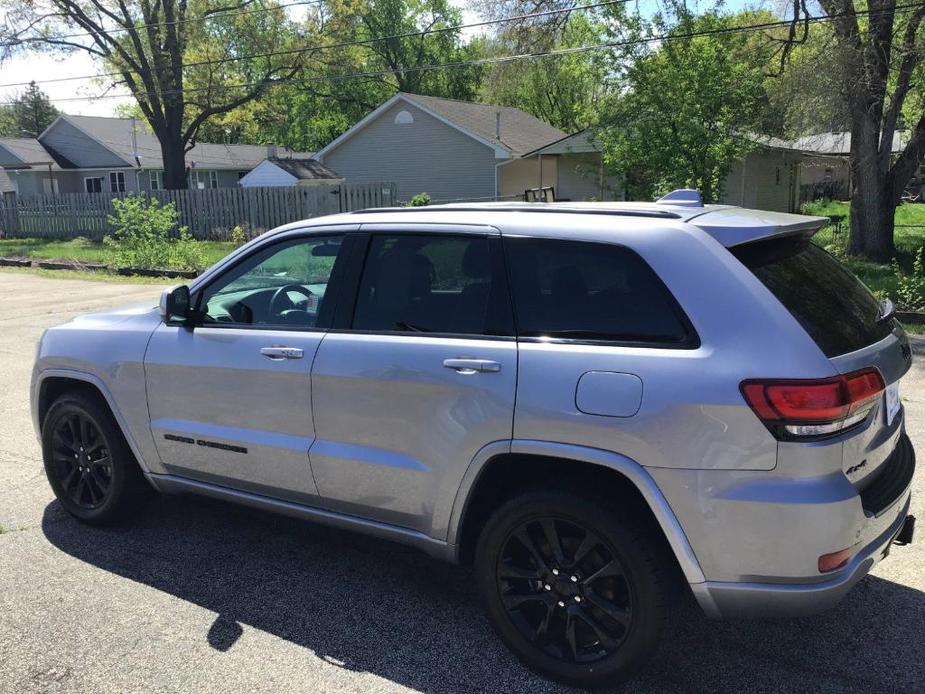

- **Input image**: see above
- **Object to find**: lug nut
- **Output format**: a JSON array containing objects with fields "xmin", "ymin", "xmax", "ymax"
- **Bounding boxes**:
[
  {"xmin": 574, "ymin": 596, "xmax": 582, "ymax": 603},
  {"xmin": 570, "ymin": 575, "xmax": 578, "ymax": 583},
  {"xmin": 552, "ymin": 568, "xmax": 559, "ymax": 576},
  {"xmin": 544, "ymin": 584, "xmax": 551, "ymax": 591},
  {"xmin": 557, "ymin": 600, "xmax": 565, "ymax": 608}
]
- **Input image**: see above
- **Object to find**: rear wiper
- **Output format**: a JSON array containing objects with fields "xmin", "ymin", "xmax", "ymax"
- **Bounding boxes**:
[{"xmin": 877, "ymin": 298, "xmax": 896, "ymax": 324}]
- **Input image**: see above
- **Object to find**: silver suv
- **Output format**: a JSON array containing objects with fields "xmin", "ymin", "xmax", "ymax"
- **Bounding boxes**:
[{"xmin": 32, "ymin": 195, "xmax": 916, "ymax": 688}]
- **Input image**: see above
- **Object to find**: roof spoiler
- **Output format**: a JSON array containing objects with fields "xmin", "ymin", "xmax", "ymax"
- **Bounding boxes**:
[{"xmin": 656, "ymin": 189, "xmax": 704, "ymax": 207}]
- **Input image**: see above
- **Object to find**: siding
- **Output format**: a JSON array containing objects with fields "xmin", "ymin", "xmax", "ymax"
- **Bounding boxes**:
[
  {"xmin": 556, "ymin": 153, "xmax": 621, "ymax": 201},
  {"xmin": 40, "ymin": 119, "xmax": 131, "ymax": 168},
  {"xmin": 721, "ymin": 149, "xmax": 799, "ymax": 212},
  {"xmin": 320, "ymin": 100, "xmax": 502, "ymax": 203},
  {"xmin": 499, "ymin": 156, "xmax": 557, "ymax": 198},
  {"xmin": 239, "ymin": 160, "xmax": 297, "ymax": 187}
]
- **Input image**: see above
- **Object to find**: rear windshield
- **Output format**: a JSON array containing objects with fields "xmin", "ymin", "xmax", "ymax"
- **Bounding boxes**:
[{"xmin": 732, "ymin": 237, "xmax": 892, "ymax": 357}]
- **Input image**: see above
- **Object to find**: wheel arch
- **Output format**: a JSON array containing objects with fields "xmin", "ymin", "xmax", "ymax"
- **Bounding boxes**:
[
  {"xmin": 448, "ymin": 440, "xmax": 705, "ymax": 585},
  {"xmin": 34, "ymin": 369, "xmax": 156, "ymax": 478}
]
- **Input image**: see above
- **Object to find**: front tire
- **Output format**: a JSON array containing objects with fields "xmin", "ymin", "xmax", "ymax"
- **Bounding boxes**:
[
  {"xmin": 42, "ymin": 392, "xmax": 149, "ymax": 525},
  {"xmin": 475, "ymin": 491, "xmax": 672, "ymax": 689}
]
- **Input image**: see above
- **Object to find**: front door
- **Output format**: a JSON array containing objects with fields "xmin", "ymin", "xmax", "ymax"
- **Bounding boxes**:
[
  {"xmin": 309, "ymin": 228, "xmax": 517, "ymax": 534},
  {"xmin": 144, "ymin": 231, "xmax": 350, "ymax": 503}
]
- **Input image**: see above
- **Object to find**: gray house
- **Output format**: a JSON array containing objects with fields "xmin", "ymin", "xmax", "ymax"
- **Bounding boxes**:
[
  {"xmin": 0, "ymin": 115, "xmax": 314, "ymax": 195},
  {"xmin": 315, "ymin": 92, "xmax": 567, "ymax": 203}
]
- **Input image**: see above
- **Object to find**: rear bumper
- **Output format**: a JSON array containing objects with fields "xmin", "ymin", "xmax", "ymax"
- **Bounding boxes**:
[{"xmin": 691, "ymin": 492, "xmax": 912, "ymax": 619}]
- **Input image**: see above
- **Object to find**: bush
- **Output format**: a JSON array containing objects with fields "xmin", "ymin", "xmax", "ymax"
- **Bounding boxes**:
[
  {"xmin": 893, "ymin": 247, "xmax": 925, "ymax": 312},
  {"xmin": 407, "ymin": 192, "xmax": 431, "ymax": 207},
  {"xmin": 103, "ymin": 195, "xmax": 204, "ymax": 271}
]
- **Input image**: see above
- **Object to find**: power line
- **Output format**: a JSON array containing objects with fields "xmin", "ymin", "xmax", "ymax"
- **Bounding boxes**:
[
  {"xmin": 0, "ymin": 0, "xmax": 324, "ymax": 48},
  {"xmin": 1, "ymin": 4, "xmax": 920, "ymax": 106},
  {"xmin": 0, "ymin": 0, "xmax": 628, "ymax": 90}
]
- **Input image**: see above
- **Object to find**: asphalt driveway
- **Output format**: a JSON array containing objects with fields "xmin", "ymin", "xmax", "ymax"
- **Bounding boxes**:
[{"xmin": 1, "ymin": 271, "xmax": 923, "ymax": 694}]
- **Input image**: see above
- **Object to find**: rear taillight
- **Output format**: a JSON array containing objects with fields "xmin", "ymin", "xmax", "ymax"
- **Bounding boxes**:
[{"xmin": 741, "ymin": 368, "xmax": 885, "ymax": 439}]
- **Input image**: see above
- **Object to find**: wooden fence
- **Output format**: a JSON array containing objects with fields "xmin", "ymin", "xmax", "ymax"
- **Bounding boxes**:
[{"xmin": 0, "ymin": 182, "xmax": 398, "ymax": 240}]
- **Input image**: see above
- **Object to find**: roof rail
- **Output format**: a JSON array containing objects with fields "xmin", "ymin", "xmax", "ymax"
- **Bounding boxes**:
[
  {"xmin": 656, "ymin": 189, "xmax": 703, "ymax": 207},
  {"xmin": 349, "ymin": 204, "xmax": 682, "ymax": 220}
]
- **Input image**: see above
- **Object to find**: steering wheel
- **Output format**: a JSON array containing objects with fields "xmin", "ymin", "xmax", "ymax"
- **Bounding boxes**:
[{"xmin": 269, "ymin": 284, "xmax": 313, "ymax": 317}]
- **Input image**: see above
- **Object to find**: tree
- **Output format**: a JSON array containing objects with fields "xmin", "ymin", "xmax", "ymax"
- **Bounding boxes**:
[
  {"xmin": 808, "ymin": 1, "xmax": 925, "ymax": 261},
  {"xmin": 0, "ymin": 81, "xmax": 60, "ymax": 137},
  {"xmin": 185, "ymin": 0, "xmax": 487, "ymax": 151},
  {"xmin": 596, "ymin": 9, "xmax": 777, "ymax": 202},
  {"xmin": 480, "ymin": 13, "xmax": 606, "ymax": 131},
  {"xmin": 1, "ymin": 1, "xmax": 304, "ymax": 188}
]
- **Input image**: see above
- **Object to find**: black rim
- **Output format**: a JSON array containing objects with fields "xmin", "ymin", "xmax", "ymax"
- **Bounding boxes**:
[
  {"xmin": 50, "ymin": 412, "xmax": 113, "ymax": 510},
  {"xmin": 496, "ymin": 516, "xmax": 633, "ymax": 664}
]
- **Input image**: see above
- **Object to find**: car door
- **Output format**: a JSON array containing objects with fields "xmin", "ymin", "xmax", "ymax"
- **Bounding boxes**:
[
  {"xmin": 308, "ymin": 226, "xmax": 517, "ymax": 534},
  {"xmin": 144, "ymin": 229, "xmax": 353, "ymax": 503}
]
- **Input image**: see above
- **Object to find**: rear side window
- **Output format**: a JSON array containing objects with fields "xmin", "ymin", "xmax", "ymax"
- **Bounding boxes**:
[
  {"xmin": 504, "ymin": 237, "xmax": 693, "ymax": 345},
  {"xmin": 732, "ymin": 237, "xmax": 892, "ymax": 357},
  {"xmin": 352, "ymin": 234, "xmax": 512, "ymax": 336}
]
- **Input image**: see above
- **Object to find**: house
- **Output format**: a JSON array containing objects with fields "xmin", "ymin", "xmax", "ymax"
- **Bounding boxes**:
[
  {"xmin": 239, "ymin": 154, "xmax": 343, "ymax": 188},
  {"xmin": 505, "ymin": 130, "xmax": 622, "ymax": 201},
  {"xmin": 0, "ymin": 115, "xmax": 315, "ymax": 195},
  {"xmin": 314, "ymin": 92, "xmax": 568, "ymax": 203}
]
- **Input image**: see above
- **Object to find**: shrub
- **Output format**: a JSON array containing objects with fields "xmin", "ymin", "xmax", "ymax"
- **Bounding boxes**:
[
  {"xmin": 893, "ymin": 247, "xmax": 925, "ymax": 312},
  {"xmin": 407, "ymin": 192, "xmax": 431, "ymax": 207},
  {"xmin": 230, "ymin": 225, "xmax": 247, "ymax": 247},
  {"xmin": 103, "ymin": 195, "xmax": 205, "ymax": 271}
]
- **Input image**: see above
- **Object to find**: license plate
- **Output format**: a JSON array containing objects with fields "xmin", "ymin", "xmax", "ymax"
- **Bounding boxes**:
[{"xmin": 885, "ymin": 381, "xmax": 901, "ymax": 425}]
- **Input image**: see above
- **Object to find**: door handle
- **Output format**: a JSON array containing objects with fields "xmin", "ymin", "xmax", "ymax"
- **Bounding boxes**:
[
  {"xmin": 260, "ymin": 346, "xmax": 304, "ymax": 360},
  {"xmin": 443, "ymin": 358, "xmax": 502, "ymax": 374}
]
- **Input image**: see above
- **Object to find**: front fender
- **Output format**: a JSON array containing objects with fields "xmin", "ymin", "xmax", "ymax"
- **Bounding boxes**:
[
  {"xmin": 445, "ymin": 439, "xmax": 706, "ymax": 585},
  {"xmin": 32, "ymin": 368, "xmax": 162, "ymax": 479}
]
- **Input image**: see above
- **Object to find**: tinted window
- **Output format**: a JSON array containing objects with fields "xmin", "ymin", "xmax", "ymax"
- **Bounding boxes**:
[
  {"xmin": 505, "ymin": 237, "xmax": 691, "ymax": 344},
  {"xmin": 353, "ymin": 234, "xmax": 509, "ymax": 336},
  {"xmin": 198, "ymin": 235, "xmax": 343, "ymax": 328},
  {"xmin": 733, "ymin": 237, "xmax": 892, "ymax": 357}
]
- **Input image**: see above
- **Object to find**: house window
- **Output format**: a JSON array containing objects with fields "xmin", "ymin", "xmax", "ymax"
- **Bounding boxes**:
[
  {"xmin": 110, "ymin": 171, "xmax": 126, "ymax": 193},
  {"xmin": 191, "ymin": 170, "xmax": 219, "ymax": 189},
  {"xmin": 149, "ymin": 170, "xmax": 164, "ymax": 190},
  {"xmin": 85, "ymin": 177, "xmax": 103, "ymax": 193}
]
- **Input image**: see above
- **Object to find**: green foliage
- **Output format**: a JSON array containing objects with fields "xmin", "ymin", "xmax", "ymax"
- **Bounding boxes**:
[
  {"xmin": 407, "ymin": 192, "xmax": 431, "ymax": 207},
  {"xmin": 893, "ymin": 249, "xmax": 925, "ymax": 312},
  {"xmin": 230, "ymin": 225, "xmax": 247, "ymax": 247},
  {"xmin": 0, "ymin": 81, "xmax": 59, "ymax": 137},
  {"xmin": 103, "ymin": 195, "xmax": 205, "ymax": 271},
  {"xmin": 597, "ymin": 8, "xmax": 778, "ymax": 202},
  {"xmin": 479, "ymin": 13, "xmax": 606, "ymax": 131}
]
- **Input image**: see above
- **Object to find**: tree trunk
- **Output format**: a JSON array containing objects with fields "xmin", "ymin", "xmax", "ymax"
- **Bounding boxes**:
[
  {"xmin": 846, "ymin": 98, "xmax": 895, "ymax": 261},
  {"xmin": 160, "ymin": 137, "xmax": 188, "ymax": 190},
  {"xmin": 849, "ymin": 171, "xmax": 895, "ymax": 261}
]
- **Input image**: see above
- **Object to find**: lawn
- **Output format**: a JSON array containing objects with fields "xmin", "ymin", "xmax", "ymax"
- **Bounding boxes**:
[
  {"xmin": 802, "ymin": 200, "xmax": 925, "ymax": 303},
  {"xmin": 0, "ymin": 237, "xmax": 236, "ymax": 267}
]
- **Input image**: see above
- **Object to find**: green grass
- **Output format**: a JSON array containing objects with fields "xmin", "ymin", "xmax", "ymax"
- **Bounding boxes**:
[
  {"xmin": 801, "ymin": 201, "xmax": 925, "ymax": 304},
  {"xmin": 0, "ymin": 237, "xmax": 235, "ymax": 267}
]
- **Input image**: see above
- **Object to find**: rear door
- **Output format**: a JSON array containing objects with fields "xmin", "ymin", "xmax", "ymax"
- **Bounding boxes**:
[
  {"xmin": 308, "ymin": 226, "xmax": 517, "ymax": 534},
  {"xmin": 144, "ymin": 230, "xmax": 353, "ymax": 503}
]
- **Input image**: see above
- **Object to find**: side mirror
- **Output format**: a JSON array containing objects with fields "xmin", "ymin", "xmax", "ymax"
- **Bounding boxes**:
[{"xmin": 159, "ymin": 285, "xmax": 191, "ymax": 324}]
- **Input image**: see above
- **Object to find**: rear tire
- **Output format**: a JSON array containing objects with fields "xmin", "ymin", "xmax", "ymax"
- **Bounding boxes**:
[
  {"xmin": 42, "ymin": 392, "xmax": 150, "ymax": 525},
  {"xmin": 475, "ymin": 491, "xmax": 671, "ymax": 689}
]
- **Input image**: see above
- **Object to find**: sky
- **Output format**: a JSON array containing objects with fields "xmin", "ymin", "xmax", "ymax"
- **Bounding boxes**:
[{"xmin": 0, "ymin": 0, "xmax": 764, "ymax": 120}]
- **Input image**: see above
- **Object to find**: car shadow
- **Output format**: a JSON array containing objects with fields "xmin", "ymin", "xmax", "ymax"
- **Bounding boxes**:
[{"xmin": 41, "ymin": 496, "xmax": 924, "ymax": 694}]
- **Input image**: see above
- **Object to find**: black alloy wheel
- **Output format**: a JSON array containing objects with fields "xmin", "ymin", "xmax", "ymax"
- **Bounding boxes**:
[
  {"xmin": 496, "ymin": 516, "xmax": 633, "ymax": 664},
  {"xmin": 49, "ymin": 411, "xmax": 113, "ymax": 509},
  {"xmin": 475, "ymin": 491, "xmax": 672, "ymax": 689},
  {"xmin": 42, "ymin": 392, "xmax": 149, "ymax": 524}
]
